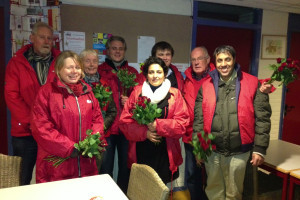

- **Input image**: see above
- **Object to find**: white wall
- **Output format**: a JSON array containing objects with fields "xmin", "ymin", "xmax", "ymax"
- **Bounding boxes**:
[
  {"xmin": 61, "ymin": 0, "xmax": 193, "ymax": 16},
  {"xmin": 258, "ymin": 10, "xmax": 289, "ymax": 140}
]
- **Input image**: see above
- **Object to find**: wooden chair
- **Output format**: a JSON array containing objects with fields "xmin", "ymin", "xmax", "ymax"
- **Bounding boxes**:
[
  {"xmin": 127, "ymin": 163, "xmax": 170, "ymax": 200},
  {"xmin": 0, "ymin": 153, "xmax": 22, "ymax": 188}
]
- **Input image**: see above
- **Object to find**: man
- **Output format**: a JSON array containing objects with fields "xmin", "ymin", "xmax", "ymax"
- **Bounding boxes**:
[
  {"xmin": 182, "ymin": 46, "xmax": 214, "ymax": 200},
  {"xmin": 193, "ymin": 45, "xmax": 271, "ymax": 199},
  {"xmin": 98, "ymin": 36, "xmax": 141, "ymax": 193},
  {"xmin": 151, "ymin": 41, "xmax": 184, "ymax": 92},
  {"xmin": 5, "ymin": 22, "xmax": 60, "ymax": 185}
]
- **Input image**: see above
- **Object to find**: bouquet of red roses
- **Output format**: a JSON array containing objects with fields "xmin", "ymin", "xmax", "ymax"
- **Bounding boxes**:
[
  {"xmin": 113, "ymin": 68, "xmax": 138, "ymax": 96},
  {"xmin": 192, "ymin": 131, "xmax": 216, "ymax": 163},
  {"xmin": 44, "ymin": 129, "xmax": 107, "ymax": 168},
  {"xmin": 267, "ymin": 58, "xmax": 300, "ymax": 86},
  {"xmin": 132, "ymin": 96, "xmax": 162, "ymax": 125}
]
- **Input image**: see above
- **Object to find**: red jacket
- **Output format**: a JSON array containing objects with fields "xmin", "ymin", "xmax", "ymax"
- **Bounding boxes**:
[
  {"xmin": 98, "ymin": 60, "xmax": 143, "ymax": 136},
  {"xmin": 4, "ymin": 44, "xmax": 60, "ymax": 137},
  {"xmin": 182, "ymin": 63, "xmax": 215, "ymax": 143},
  {"xmin": 202, "ymin": 70, "xmax": 257, "ymax": 148},
  {"xmin": 140, "ymin": 64, "xmax": 184, "ymax": 92},
  {"xmin": 119, "ymin": 85, "xmax": 189, "ymax": 174},
  {"xmin": 31, "ymin": 77, "xmax": 104, "ymax": 183}
]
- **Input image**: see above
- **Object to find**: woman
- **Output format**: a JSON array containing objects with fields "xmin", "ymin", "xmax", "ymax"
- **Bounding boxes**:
[
  {"xmin": 119, "ymin": 56, "xmax": 189, "ymax": 184},
  {"xmin": 80, "ymin": 49, "xmax": 117, "ymax": 132},
  {"xmin": 31, "ymin": 50, "xmax": 104, "ymax": 183}
]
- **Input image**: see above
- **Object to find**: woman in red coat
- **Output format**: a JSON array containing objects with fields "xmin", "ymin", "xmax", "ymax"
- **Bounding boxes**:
[
  {"xmin": 119, "ymin": 56, "xmax": 189, "ymax": 184},
  {"xmin": 31, "ymin": 51, "xmax": 104, "ymax": 183}
]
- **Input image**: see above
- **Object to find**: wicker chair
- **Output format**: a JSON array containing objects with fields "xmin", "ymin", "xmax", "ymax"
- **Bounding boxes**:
[
  {"xmin": 0, "ymin": 153, "xmax": 22, "ymax": 188},
  {"xmin": 127, "ymin": 163, "xmax": 170, "ymax": 200}
]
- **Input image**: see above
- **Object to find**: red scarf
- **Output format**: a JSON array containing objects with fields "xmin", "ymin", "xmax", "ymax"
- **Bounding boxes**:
[{"xmin": 65, "ymin": 82, "xmax": 83, "ymax": 97}]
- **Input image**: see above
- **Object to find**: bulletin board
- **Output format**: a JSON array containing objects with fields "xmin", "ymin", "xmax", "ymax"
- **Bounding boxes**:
[{"xmin": 60, "ymin": 4, "xmax": 192, "ymax": 64}]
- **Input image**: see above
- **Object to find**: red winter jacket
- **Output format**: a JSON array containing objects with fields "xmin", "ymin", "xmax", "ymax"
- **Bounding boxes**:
[
  {"xmin": 5, "ymin": 44, "xmax": 60, "ymax": 137},
  {"xmin": 119, "ymin": 84, "xmax": 189, "ymax": 174},
  {"xmin": 98, "ymin": 60, "xmax": 143, "ymax": 136},
  {"xmin": 31, "ymin": 77, "xmax": 104, "ymax": 183},
  {"xmin": 182, "ymin": 63, "xmax": 215, "ymax": 143}
]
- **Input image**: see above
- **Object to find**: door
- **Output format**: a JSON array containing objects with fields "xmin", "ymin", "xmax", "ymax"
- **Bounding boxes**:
[
  {"xmin": 196, "ymin": 25, "xmax": 254, "ymax": 73},
  {"xmin": 282, "ymin": 31, "xmax": 300, "ymax": 145}
]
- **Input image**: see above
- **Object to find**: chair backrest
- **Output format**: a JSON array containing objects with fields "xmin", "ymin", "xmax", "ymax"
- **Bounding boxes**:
[
  {"xmin": 127, "ymin": 163, "xmax": 170, "ymax": 200},
  {"xmin": 0, "ymin": 153, "xmax": 22, "ymax": 188}
]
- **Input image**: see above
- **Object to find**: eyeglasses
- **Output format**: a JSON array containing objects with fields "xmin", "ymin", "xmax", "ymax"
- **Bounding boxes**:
[
  {"xmin": 110, "ymin": 47, "xmax": 125, "ymax": 51},
  {"xmin": 84, "ymin": 60, "xmax": 98, "ymax": 65},
  {"xmin": 191, "ymin": 56, "xmax": 208, "ymax": 63}
]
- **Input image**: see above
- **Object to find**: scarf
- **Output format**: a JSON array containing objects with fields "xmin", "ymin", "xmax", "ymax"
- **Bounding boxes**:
[
  {"xmin": 65, "ymin": 82, "xmax": 84, "ymax": 97},
  {"xmin": 27, "ymin": 47, "xmax": 52, "ymax": 85},
  {"xmin": 142, "ymin": 79, "xmax": 171, "ymax": 104},
  {"xmin": 83, "ymin": 72, "xmax": 100, "ymax": 87}
]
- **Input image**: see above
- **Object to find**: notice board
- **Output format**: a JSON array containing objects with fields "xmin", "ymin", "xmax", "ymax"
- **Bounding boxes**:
[{"xmin": 60, "ymin": 4, "xmax": 192, "ymax": 63}]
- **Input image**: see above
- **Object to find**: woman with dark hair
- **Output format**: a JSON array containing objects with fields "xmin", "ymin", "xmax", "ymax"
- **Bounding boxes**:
[
  {"xmin": 31, "ymin": 50, "xmax": 104, "ymax": 183},
  {"xmin": 119, "ymin": 56, "xmax": 189, "ymax": 184}
]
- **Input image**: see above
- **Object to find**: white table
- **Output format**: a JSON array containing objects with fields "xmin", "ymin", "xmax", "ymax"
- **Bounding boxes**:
[
  {"xmin": 0, "ymin": 174, "xmax": 128, "ymax": 200},
  {"xmin": 258, "ymin": 140, "xmax": 300, "ymax": 200}
]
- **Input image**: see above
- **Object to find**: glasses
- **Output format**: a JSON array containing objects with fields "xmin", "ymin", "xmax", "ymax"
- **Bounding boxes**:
[
  {"xmin": 110, "ymin": 47, "xmax": 125, "ymax": 51},
  {"xmin": 191, "ymin": 56, "xmax": 208, "ymax": 63},
  {"xmin": 84, "ymin": 60, "xmax": 98, "ymax": 65}
]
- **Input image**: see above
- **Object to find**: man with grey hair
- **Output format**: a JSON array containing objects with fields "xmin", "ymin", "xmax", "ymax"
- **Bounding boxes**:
[{"xmin": 5, "ymin": 22, "xmax": 60, "ymax": 185}]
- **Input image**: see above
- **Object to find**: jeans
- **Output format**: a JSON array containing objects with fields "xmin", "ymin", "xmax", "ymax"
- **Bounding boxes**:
[
  {"xmin": 184, "ymin": 143, "xmax": 208, "ymax": 200},
  {"xmin": 12, "ymin": 136, "xmax": 37, "ymax": 185},
  {"xmin": 100, "ymin": 133, "xmax": 130, "ymax": 194}
]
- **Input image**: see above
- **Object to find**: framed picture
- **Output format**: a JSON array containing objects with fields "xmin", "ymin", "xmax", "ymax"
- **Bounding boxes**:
[{"xmin": 261, "ymin": 35, "xmax": 287, "ymax": 59}]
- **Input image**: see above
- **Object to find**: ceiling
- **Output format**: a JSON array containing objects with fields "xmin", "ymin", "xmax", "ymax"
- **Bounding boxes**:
[{"xmin": 197, "ymin": 0, "xmax": 300, "ymax": 14}]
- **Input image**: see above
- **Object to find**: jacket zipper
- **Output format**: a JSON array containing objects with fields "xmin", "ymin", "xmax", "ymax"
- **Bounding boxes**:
[{"xmin": 75, "ymin": 96, "xmax": 82, "ymax": 177}]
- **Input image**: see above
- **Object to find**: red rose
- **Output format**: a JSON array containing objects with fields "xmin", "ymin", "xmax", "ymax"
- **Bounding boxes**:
[
  {"xmin": 212, "ymin": 144, "xmax": 216, "ymax": 150},
  {"xmin": 277, "ymin": 58, "xmax": 282, "ymax": 63},
  {"xmin": 141, "ymin": 104, "xmax": 146, "ymax": 109},
  {"xmin": 91, "ymin": 82, "xmax": 98, "ymax": 87},
  {"xmin": 281, "ymin": 62, "xmax": 288, "ymax": 68},
  {"xmin": 287, "ymin": 58, "xmax": 292, "ymax": 63},
  {"xmin": 278, "ymin": 66, "xmax": 284, "ymax": 72},
  {"xmin": 288, "ymin": 63, "xmax": 294, "ymax": 69},
  {"xmin": 201, "ymin": 141, "xmax": 209, "ymax": 151}
]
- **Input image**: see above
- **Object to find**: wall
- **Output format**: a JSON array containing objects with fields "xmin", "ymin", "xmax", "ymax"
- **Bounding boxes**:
[
  {"xmin": 258, "ymin": 10, "xmax": 289, "ymax": 140},
  {"xmin": 60, "ymin": 4, "xmax": 193, "ymax": 64},
  {"xmin": 61, "ymin": 0, "xmax": 193, "ymax": 16}
]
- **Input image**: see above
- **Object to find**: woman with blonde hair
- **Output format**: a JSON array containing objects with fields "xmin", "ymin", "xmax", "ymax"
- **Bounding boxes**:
[{"xmin": 31, "ymin": 50, "xmax": 104, "ymax": 183}]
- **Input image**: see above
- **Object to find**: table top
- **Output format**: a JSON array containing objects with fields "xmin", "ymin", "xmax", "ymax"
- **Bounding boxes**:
[
  {"xmin": 0, "ymin": 174, "xmax": 128, "ymax": 200},
  {"xmin": 290, "ymin": 170, "xmax": 300, "ymax": 179},
  {"xmin": 262, "ymin": 140, "xmax": 300, "ymax": 173}
]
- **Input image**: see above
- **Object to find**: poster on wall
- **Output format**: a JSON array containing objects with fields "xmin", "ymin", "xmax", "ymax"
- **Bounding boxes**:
[
  {"xmin": 93, "ymin": 32, "xmax": 112, "ymax": 63},
  {"xmin": 64, "ymin": 31, "xmax": 85, "ymax": 55},
  {"xmin": 137, "ymin": 36, "xmax": 155, "ymax": 64}
]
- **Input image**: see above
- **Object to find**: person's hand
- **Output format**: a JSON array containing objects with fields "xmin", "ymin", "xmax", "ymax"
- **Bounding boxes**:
[
  {"xmin": 259, "ymin": 82, "xmax": 272, "ymax": 94},
  {"xmin": 250, "ymin": 153, "xmax": 265, "ymax": 166},
  {"xmin": 121, "ymin": 95, "xmax": 128, "ymax": 106},
  {"xmin": 195, "ymin": 155, "xmax": 204, "ymax": 167},
  {"xmin": 146, "ymin": 130, "xmax": 162, "ymax": 143},
  {"xmin": 147, "ymin": 121, "xmax": 157, "ymax": 132}
]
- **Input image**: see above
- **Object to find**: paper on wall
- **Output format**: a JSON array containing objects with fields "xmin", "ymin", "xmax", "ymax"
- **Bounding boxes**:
[
  {"xmin": 137, "ymin": 36, "xmax": 155, "ymax": 64},
  {"xmin": 64, "ymin": 31, "xmax": 85, "ymax": 55}
]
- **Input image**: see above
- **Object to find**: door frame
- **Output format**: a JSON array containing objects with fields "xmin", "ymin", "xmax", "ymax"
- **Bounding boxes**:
[{"xmin": 191, "ymin": 0, "xmax": 262, "ymax": 77}]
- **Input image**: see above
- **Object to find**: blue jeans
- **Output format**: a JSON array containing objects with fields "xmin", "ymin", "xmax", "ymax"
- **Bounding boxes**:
[
  {"xmin": 12, "ymin": 136, "xmax": 37, "ymax": 185},
  {"xmin": 184, "ymin": 143, "xmax": 208, "ymax": 200},
  {"xmin": 100, "ymin": 133, "xmax": 130, "ymax": 194}
]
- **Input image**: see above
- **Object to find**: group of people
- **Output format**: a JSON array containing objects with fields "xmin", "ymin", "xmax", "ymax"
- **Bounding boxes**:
[{"xmin": 5, "ymin": 22, "xmax": 272, "ymax": 200}]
